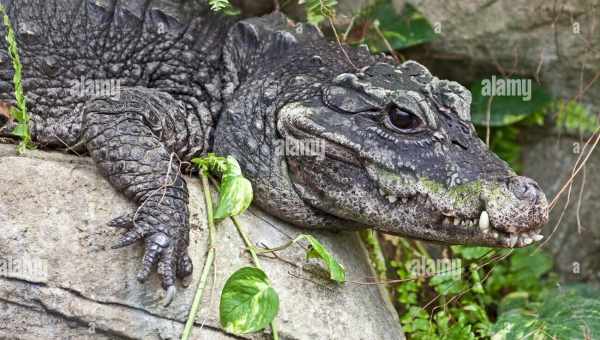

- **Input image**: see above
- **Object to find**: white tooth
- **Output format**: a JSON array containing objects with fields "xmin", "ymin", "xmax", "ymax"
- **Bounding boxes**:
[
  {"xmin": 379, "ymin": 188, "xmax": 385, "ymax": 196},
  {"xmin": 402, "ymin": 197, "xmax": 408, "ymax": 204},
  {"xmin": 479, "ymin": 211, "xmax": 490, "ymax": 232},
  {"xmin": 507, "ymin": 235, "xmax": 518, "ymax": 247},
  {"xmin": 492, "ymin": 232, "xmax": 499, "ymax": 238},
  {"xmin": 532, "ymin": 234, "xmax": 544, "ymax": 241},
  {"xmin": 522, "ymin": 237, "xmax": 533, "ymax": 245},
  {"xmin": 387, "ymin": 195, "xmax": 397, "ymax": 203},
  {"xmin": 443, "ymin": 217, "xmax": 451, "ymax": 225},
  {"xmin": 453, "ymin": 218, "xmax": 460, "ymax": 226}
]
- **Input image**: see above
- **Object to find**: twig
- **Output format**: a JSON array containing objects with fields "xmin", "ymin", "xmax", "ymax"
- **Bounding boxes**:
[
  {"xmin": 485, "ymin": 95, "xmax": 494, "ymax": 146},
  {"xmin": 328, "ymin": 16, "xmax": 359, "ymax": 70},
  {"xmin": 548, "ymin": 128, "xmax": 600, "ymax": 209},
  {"xmin": 181, "ymin": 173, "xmax": 217, "ymax": 340},
  {"xmin": 373, "ymin": 20, "xmax": 401, "ymax": 63}
]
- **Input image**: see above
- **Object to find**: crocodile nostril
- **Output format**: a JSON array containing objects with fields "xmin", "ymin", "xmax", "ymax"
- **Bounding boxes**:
[{"xmin": 509, "ymin": 176, "xmax": 542, "ymax": 204}]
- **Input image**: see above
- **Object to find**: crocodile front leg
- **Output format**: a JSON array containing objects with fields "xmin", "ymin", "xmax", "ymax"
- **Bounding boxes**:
[{"xmin": 82, "ymin": 87, "xmax": 199, "ymax": 303}]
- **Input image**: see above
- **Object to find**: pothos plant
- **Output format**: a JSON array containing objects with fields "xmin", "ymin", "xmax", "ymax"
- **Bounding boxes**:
[{"xmin": 181, "ymin": 154, "xmax": 346, "ymax": 340}]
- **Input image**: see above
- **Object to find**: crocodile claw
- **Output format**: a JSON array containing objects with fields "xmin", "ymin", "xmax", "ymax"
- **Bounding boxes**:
[
  {"xmin": 107, "ymin": 213, "xmax": 134, "ymax": 229},
  {"xmin": 163, "ymin": 285, "xmax": 177, "ymax": 307},
  {"xmin": 106, "ymin": 197, "xmax": 192, "ymax": 301}
]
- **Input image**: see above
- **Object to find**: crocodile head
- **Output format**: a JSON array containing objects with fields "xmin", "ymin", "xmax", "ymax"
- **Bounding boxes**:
[
  {"xmin": 217, "ymin": 17, "xmax": 548, "ymax": 247},
  {"xmin": 276, "ymin": 59, "xmax": 548, "ymax": 247}
]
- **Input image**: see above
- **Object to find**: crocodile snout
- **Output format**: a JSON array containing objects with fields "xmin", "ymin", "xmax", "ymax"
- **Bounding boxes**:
[{"xmin": 509, "ymin": 176, "xmax": 544, "ymax": 205}]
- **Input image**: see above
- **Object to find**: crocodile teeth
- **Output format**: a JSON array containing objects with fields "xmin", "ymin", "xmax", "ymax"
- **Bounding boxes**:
[
  {"xmin": 453, "ymin": 218, "xmax": 460, "ymax": 226},
  {"xmin": 387, "ymin": 195, "xmax": 397, "ymax": 203},
  {"xmin": 443, "ymin": 217, "xmax": 451, "ymax": 225},
  {"xmin": 532, "ymin": 234, "xmax": 544, "ymax": 241},
  {"xmin": 507, "ymin": 234, "xmax": 518, "ymax": 247},
  {"xmin": 521, "ymin": 237, "xmax": 533, "ymax": 245},
  {"xmin": 479, "ymin": 211, "xmax": 490, "ymax": 232}
]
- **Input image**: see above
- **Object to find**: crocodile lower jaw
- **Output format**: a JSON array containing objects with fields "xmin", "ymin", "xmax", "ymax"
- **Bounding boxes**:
[{"xmin": 372, "ymin": 182, "xmax": 544, "ymax": 247}]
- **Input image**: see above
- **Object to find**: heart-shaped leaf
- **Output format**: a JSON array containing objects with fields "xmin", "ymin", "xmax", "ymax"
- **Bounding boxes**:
[{"xmin": 220, "ymin": 267, "xmax": 279, "ymax": 334}]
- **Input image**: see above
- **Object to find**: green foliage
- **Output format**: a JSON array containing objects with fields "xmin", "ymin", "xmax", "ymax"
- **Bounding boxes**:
[
  {"xmin": 0, "ymin": 5, "xmax": 33, "ymax": 154},
  {"xmin": 470, "ymin": 79, "xmax": 552, "ymax": 127},
  {"xmin": 213, "ymin": 172, "xmax": 253, "ymax": 219},
  {"xmin": 192, "ymin": 154, "xmax": 253, "ymax": 219},
  {"xmin": 304, "ymin": 234, "xmax": 346, "ymax": 282},
  {"xmin": 220, "ymin": 267, "xmax": 280, "ymax": 334},
  {"xmin": 388, "ymin": 242, "xmax": 568, "ymax": 339},
  {"xmin": 359, "ymin": 229, "xmax": 388, "ymax": 281},
  {"xmin": 554, "ymin": 99, "xmax": 599, "ymax": 135},
  {"xmin": 256, "ymin": 233, "xmax": 347, "ymax": 283},
  {"xmin": 191, "ymin": 155, "xmax": 346, "ymax": 338},
  {"xmin": 482, "ymin": 125, "xmax": 523, "ymax": 172},
  {"xmin": 301, "ymin": 0, "xmax": 338, "ymax": 25},
  {"xmin": 208, "ymin": 0, "xmax": 232, "ymax": 12},
  {"xmin": 492, "ymin": 287, "xmax": 600, "ymax": 339},
  {"xmin": 365, "ymin": 2, "xmax": 436, "ymax": 51}
]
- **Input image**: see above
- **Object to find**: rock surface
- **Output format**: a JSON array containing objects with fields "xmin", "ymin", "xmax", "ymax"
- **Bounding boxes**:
[
  {"xmin": 404, "ymin": 0, "xmax": 600, "ymax": 112},
  {"xmin": 521, "ymin": 131, "xmax": 600, "ymax": 282},
  {"xmin": 0, "ymin": 143, "xmax": 403, "ymax": 340}
]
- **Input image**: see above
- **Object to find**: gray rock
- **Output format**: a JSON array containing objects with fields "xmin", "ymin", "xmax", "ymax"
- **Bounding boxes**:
[
  {"xmin": 0, "ymin": 144, "xmax": 403, "ymax": 340},
  {"xmin": 522, "ymin": 131, "xmax": 600, "ymax": 282},
  {"xmin": 405, "ymin": 0, "xmax": 600, "ymax": 112}
]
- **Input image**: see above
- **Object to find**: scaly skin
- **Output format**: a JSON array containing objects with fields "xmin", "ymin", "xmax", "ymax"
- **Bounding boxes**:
[{"xmin": 0, "ymin": 0, "xmax": 549, "ymax": 300}]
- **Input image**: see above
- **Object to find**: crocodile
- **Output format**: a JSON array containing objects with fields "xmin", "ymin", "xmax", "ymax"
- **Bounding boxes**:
[{"xmin": 0, "ymin": 0, "xmax": 548, "ymax": 301}]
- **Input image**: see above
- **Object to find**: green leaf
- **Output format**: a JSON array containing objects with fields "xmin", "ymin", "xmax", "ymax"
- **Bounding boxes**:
[
  {"xmin": 492, "ymin": 288, "xmax": 600, "ymax": 339},
  {"xmin": 192, "ymin": 154, "xmax": 253, "ymax": 219},
  {"xmin": 367, "ymin": 3, "xmax": 436, "ymax": 51},
  {"xmin": 508, "ymin": 248, "xmax": 552, "ymax": 289},
  {"xmin": 222, "ymin": 155, "xmax": 243, "ymax": 177},
  {"xmin": 11, "ymin": 123, "xmax": 28, "ymax": 137},
  {"xmin": 8, "ymin": 106, "xmax": 24, "ymax": 122},
  {"xmin": 555, "ymin": 99, "xmax": 599, "ymax": 135},
  {"xmin": 470, "ymin": 78, "xmax": 552, "ymax": 126},
  {"xmin": 429, "ymin": 271, "xmax": 467, "ymax": 295},
  {"xmin": 304, "ymin": 0, "xmax": 337, "ymax": 25},
  {"xmin": 219, "ymin": 267, "xmax": 279, "ymax": 334},
  {"xmin": 497, "ymin": 291, "xmax": 530, "ymax": 314},
  {"xmin": 213, "ymin": 175, "xmax": 253, "ymax": 220},
  {"xmin": 191, "ymin": 153, "xmax": 227, "ymax": 175},
  {"xmin": 469, "ymin": 264, "xmax": 485, "ymax": 294},
  {"xmin": 303, "ymin": 234, "xmax": 346, "ymax": 282},
  {"xmin": 451, "ymin": 246, "xmax": 493, "ymax": 260}
]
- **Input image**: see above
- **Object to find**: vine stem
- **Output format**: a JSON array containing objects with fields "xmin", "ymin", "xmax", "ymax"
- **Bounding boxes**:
[
  {"xmin": 208, "ymin": 176, "xmax": 280, "ymax": 340},
  {"xmin": 181, "ymin": 172, "xmax": 216, "ymax": 340},
  {"xmin": 231, "ymin": 215, "xmax": 280, "ymax": 340}
]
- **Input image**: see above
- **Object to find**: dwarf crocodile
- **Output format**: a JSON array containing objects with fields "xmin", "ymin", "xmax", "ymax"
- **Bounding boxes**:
[{"xmin": 0, "ymin": 0, "xmax": 549, "ymax": 301}]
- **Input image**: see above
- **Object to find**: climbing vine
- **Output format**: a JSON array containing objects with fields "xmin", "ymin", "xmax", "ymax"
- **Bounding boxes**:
[
  {"xmin": 181, "ymin": 154, "xmax": 346, "ymax": 339},
  {"xmin": 0, "ymin": 5, "xmax": 34, "ymax": 154}
]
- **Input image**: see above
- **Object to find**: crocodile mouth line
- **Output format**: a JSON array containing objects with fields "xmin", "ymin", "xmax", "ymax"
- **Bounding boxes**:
[
  {"xmin": 284, "ymin": 123, "xmax": 544, "ymax": 248},
  {"xmin": 372, "ymin": 183, "xmax": 544, "ymax": 248}
]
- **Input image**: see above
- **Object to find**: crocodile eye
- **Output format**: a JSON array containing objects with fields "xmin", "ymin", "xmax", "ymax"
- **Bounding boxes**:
[{"xmin": 385, "ymin": 104, "xmax": 423, "ymax": 132}]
